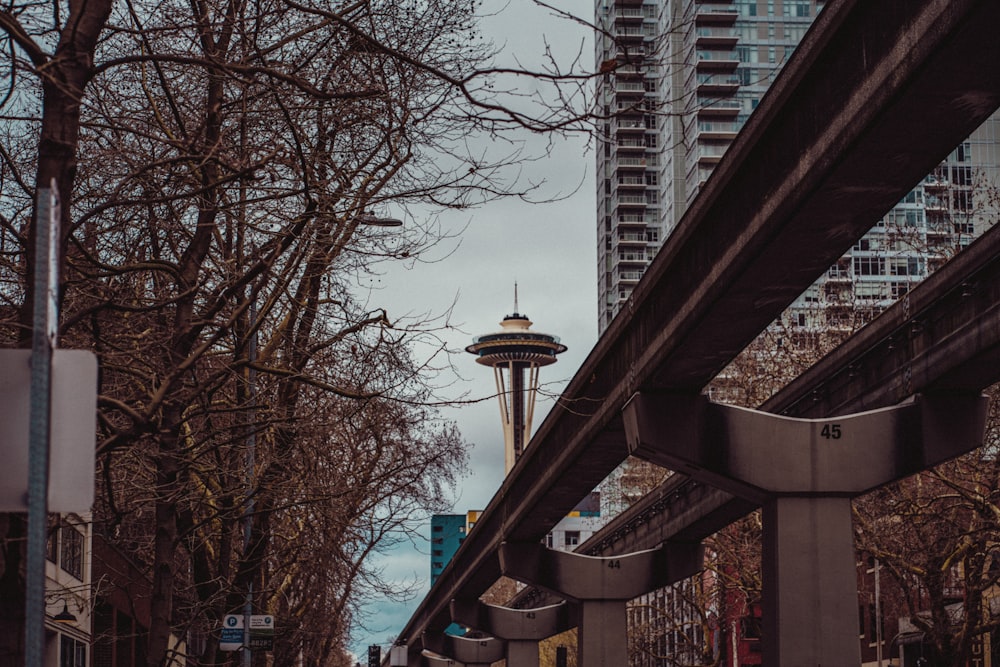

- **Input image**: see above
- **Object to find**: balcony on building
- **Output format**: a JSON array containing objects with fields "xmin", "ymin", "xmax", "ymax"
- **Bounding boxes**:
[
  {"xmin": 616, "ymin": 175, "xmax": 647, "ymax": 190},
  {"xmin": 616, "ymin": 136, "xmax": 647, "ymax": 153},
  {"xmin": 613, "ymin": 110, "xmax": 647, "ymax": 131},
  {"xmin": 694, "ymin": 134, "xmax": 730, "ymax": 166},
  {"xmin": 696, "ymin": 49, "xmax": 739, "ymax": 72},
  {"xmin": 697, "ymin": 73, "xmax": 740, "ymax": 96},
  {"xmin": 696, "ymin": 114, "xmax": 738, "ymax": 141},
  {"xmin": 617, "ymin": 270, "xmax": 645, "ymax": 286},
  {"xmin": 613, "ymin": 192, "xmax": 649, "ymax": 210},
  {"xmin": 613, "ymin": 231, "xmax": 651, "ymax": 253},
  {"xmin": 614, "ymin": 63, "xmax": 648, "ymax": 78},
  {"xmin": 925, "ymin": 221, "xmax": 951, "ymax": 240},
  {"xmin": 697, "ymin": 98, "xmax": 740, "ymax": 119},
  {"xmin": 616, "ymin": 212, "xmax": 650, "ymax": 229},
  {"xmin": 923, "ymin": 175, "xmax": 950, "ymax": 191},
  {"xmin": 614, "ymin": 25, "xmax": 646, "ymax": 42},
  {"xmin": 695, "ymin": 5, "xmax": 738, "ymax": 26},
  {"xmin": 611, "ymin": 164, "xmax": 651, "ymax": 186},
  {"xmin": 614, "ymin": 79, "xmax": 648, "ymax": 95},
  {"xmin": 695, "ymin": 25, "xmax": 738, "ymax": 48},
  {"xmin": 615, "ymin": 7, "xmax": 645, "ymax": 24},
  {"xmin": 615, "ymin": 155, "xmax": 650, "ymax": 170},
  {"xmin": 617, "ymin": 253, "xmax": 649, "ymax": 268},
  {"xmin": 924, "ymin": 195, "xmax": 948, "ymax": 212},
  {"xmin": 824, "ymin": 302, "xmax": 855, "ymax": 332}
]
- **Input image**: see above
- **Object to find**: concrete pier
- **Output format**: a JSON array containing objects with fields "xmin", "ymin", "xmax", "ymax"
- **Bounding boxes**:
[
  {"xmin": 499, "ymin": 540, "xmax": 703, "ymax": 667},
  {"xmin": 421, "ymin": 632, "xmax": 504, "ymax": 667},
  {"xmin": 450, "ymin": 599, "xmax": 577, "ymax": 667},
  {"xmin": 623, "ymin": 392, "xmax": 988, "ymax": 667}
]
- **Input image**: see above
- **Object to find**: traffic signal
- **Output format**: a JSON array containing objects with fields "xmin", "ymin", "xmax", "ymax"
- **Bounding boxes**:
[{"xmin": 367, "ymin": 645, "xmax": 381, "ymax": 667}]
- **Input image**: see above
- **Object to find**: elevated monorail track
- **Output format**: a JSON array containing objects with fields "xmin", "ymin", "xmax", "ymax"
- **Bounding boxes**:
[{"xmin": 397, "ymin": 0, "xmax": 1000, "ymax": 650}]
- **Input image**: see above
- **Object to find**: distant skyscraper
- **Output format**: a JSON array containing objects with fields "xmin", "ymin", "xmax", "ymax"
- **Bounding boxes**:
[
  {"xmin": 430, "ymin": 511, "xmax": 481, "ymax": 586},
  {"xmin": 465, "ymin": 289, "xmax": 567, "ymax": 474}
]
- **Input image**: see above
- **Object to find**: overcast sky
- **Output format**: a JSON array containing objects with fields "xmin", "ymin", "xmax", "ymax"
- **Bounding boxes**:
[{"xmin": 349, "ymin": 1, "xmax": 597, "ymax": 657}]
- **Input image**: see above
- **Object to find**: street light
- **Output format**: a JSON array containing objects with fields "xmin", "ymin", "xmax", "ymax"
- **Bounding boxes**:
[
  {"xmin": 358, "ymin": 211, "xmax": 403, "ymax": 227},
  {"xmin": 52, "ymin": 601, "xmax": 77, "ymax": 624}
]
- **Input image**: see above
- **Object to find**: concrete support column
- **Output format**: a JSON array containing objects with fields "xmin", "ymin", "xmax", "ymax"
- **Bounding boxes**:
[
  {"xmin": 422, "ymin": 632, "xmax": 504, "ymax": 667},
  {"xmin": 762, "ymin": 496, "xmax": 858, "ymax": 667},
  {"xmin": 450, "ymin": 599, "xmax": 577, "ymax": 667},
  {"xmin": 578, "ymin": 600, "xmax": 627, "ymax": 667},
  {"xmin": 420, "ymin": 654, "xmax": 461, "ymax": 667},
  {"xmin": 622, "ymin": 392, "xmax": 988, "ymax": 667},
  {"xmin": 499, "ymin": 540, "xmax": 703, "ymax": 667}
]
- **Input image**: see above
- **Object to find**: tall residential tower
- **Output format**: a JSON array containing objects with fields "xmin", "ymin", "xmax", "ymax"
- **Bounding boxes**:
[
  {"xmin": 594, "ymin": 0, "xmax": 999, "ymax": 334},
  {"xmin": 595, "ymin": 0, "xmax": 827, "ymax": 331}
]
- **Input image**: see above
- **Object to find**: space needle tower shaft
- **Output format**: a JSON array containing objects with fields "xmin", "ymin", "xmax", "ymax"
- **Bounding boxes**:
[{"xmin": 466, "ymin": 289, "xmax": 566, "ymax": 474}]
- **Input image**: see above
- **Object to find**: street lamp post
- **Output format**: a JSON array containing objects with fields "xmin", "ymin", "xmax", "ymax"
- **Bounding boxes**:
[{"xmin": 358, "ymin": 211, "xmax": 403, "ymax": 227}]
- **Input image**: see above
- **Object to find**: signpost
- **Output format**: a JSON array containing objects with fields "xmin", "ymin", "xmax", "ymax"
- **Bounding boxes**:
[
  {"xmin": 249, "ymin": 615, "xmax": 275, "ymax": 651},
  {"xmin": 25, "ymin": 182, "xmax": 60, "ymax": 667},
  {"xmin": 221, "ymin": 614, "xmax": 275, "ymax": 652},
  {"xmin": 221, "ymin": 615, "xmax": 245, "ymax": 652}
]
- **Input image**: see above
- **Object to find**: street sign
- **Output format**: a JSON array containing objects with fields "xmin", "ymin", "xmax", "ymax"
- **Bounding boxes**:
[
  {"xmin": 249, "ymin": 615, "xmax": 274, "ymax": 651},
  {"xmin": 0, "ymin": 349, "xmax": 97, "ymax": 511},
  {"xmin": 220, "ymin": 614, "xmax": 244, "ymax": 652}
]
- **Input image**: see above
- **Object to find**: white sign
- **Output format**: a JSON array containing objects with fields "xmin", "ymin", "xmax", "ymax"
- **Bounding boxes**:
[
  {"xmin": 249, "ymin": 615, "xmax": 274, "ymax": 650},
  {"xmin": 250, "ymin": 615, "xmax": 274, "ymax": 633},
  {"xmin": 220, "ymin": 614, "xmax": 244, "ymax": 651},
  {"xmin": 0, "ymin": 350, "xmax": 97, "ymax": 511}
]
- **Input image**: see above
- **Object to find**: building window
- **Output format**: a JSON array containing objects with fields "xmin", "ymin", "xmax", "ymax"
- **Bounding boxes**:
[
  {"xmin": 853, "ymin": 256, "xmax": 883, "ymax": 276},
  {"xmin": 546, "ymin": 533, "xmax": 554, "ymax": 548},
  {"xmin": 432, "ymin": 550, "xmax": 443, "ymax": 557},
  {"xmin": 46, "ymin": 519, "xmax": 59, "ymax": 564},
  {"xmin": 432, "ymin": 525, "xmax": 443, "ymax": 532},
  {"xmin": 740, "ymin": 615, "xmax": 761, "ymax": 639},
  {"xmin": 953, "ymin": 190, "xmax": 972, "ymax": 212},
  {"xmin": 565, "ymin": 531, "xmax": 580, "ymax": 547},
  {"xmin": 60, "ymin": 524, "xmax": 84, "ymax": 581},
  {"xmin": 61, "ymin": 635, "xmax": 87, "ymax": 667},
  {"xmin": 891, "ymin": 257, "xmax": 922, "ymax": 276}
]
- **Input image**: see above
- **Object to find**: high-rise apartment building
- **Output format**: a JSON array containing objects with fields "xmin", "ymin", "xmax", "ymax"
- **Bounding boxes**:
[
  {"xmin": 594, "ymin": 0, "xmax": 999, "ymax": 334},
  {"xmin": 595, "ymin": 0, "xmax": 826, "ymax": 331}
]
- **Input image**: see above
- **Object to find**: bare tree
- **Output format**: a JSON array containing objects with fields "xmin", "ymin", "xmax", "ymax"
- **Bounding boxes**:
[
  {"xmin": 853, "ymin": 389, "xmax": 1000, "ymax": 667},
  {"xmin": 0, "ymin": 1, "xmax": 620, "ymax": 665}
]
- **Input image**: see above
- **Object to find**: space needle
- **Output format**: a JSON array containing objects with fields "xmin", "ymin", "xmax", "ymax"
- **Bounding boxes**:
[{"xmin": 466, "ymin": 288, "xmax": 567, "ymax": 474}]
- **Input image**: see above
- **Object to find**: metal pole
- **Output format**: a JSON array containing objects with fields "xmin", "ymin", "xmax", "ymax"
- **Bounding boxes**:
[
  {"xmin": 242, "ymin": 299, "xmax": 257, "ymax": 667},
  {"xmin": 25, "ymin": 183, "xmax": 60, "ymax": 667},
  {"xmin": 875, "ymin": 557, "xmax": 883, "ymax": 667}
]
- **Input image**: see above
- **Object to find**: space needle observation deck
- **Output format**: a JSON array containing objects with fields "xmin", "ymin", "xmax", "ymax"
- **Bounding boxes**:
[{"xmin": 466, "ymin": 299, "xmax": 567, "ymax": 474}]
